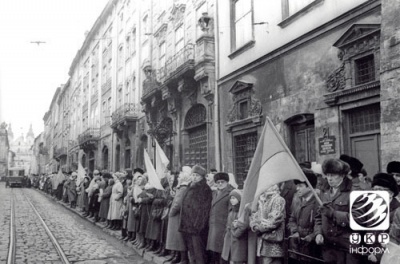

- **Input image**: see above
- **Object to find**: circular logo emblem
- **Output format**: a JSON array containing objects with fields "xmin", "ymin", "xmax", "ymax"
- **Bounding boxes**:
[{"xmin": 351, "ymin": 192, "xmax": 389, "ymax": 228}]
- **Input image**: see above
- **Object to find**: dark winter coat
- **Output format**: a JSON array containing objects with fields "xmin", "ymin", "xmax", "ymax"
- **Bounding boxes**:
[
  {"xmin": 166, "ymin": 185, "xmax": 188, "ymax": 251},
  {"xmin": 146, "ymin": 189, "xmax": 165, "ymax": 240},
  {"xmin": 99, "ymin": 184, "xmax": 113, "ymax": 219},
  {"xmin": 207, "ymin": 185, "xmax": 234, "ymax": 253},
  {"xmin": 179, "ymin": 178, "xmax": 212, "ymax": 235},
  {"xmin": 315, "ymin": 177, "xmax": 361, "ymax": 251},
  {"xmin": 137, "ymin": 188, "xmax": 155, "ymax": 234},
  {"xmin": 66, "ymin": 179, "xmax": 77, "ymax": 202},
  {"xmin": 287, "ymin": 195, "xmax": 320, "ymax": 260},
  {"xmin": 221, "ymin": 204, "xmax": 248, "ymax": 262}
]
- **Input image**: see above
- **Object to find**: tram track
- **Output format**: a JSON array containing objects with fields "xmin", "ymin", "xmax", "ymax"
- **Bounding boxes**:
[{"xmin": 7, "ymin": 188, "xmax": 70, "ymax": 264}]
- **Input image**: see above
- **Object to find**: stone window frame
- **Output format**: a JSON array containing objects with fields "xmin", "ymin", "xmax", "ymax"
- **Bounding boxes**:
[
  {"xmin": 278, "ymin": 0, "xmax": 323, "ymax": 28},
  {"xmin": 229, "ymin": 0, "xmax": 255, "ymax": 59}
]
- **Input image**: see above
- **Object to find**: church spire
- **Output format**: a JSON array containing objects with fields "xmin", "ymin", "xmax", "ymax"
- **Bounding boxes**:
[{"xmin": 27, "ymin": 124, "xmax": 34, "ymax": 138}]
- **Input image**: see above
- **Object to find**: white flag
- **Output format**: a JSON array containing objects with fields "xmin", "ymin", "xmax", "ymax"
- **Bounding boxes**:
[
  {"xmin": 144, "ymin": 149, "xmax": 164, "ymax": 190},
  {"xmin": 77, "ymin": 162, "xmax": 85, "ymax": 186},
  {"xmin": 155, "ymin": 139, "xmax": 169, "ymax": 178}
]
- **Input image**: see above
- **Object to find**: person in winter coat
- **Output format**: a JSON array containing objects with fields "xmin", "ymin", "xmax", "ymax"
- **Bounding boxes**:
[
  {"xmin": 128, "ymin": 172, "xmax": 145, "ymax": 244},
  {"xmin": 166, "ymin": 168, "xmax": 192, "ymax": 264},
  {"xmin": 132, "ymin": 173, "xmax": 148, "ymax": 248},
  {"xmin": 101, "ymin": 178, "xmax": 114, "ymax": 228},
  {"xmin": 67, "ymin": 172, "xmax": 78, "ymax": 208},
  {"xmin": 314, "ymin": 158, "xmax": 363, "ymax": 264},
  {"xmin": 107, "ymin": 172, "xmax": 125, "ymax": 230},
  {"xmin": 387, "ymin": 161, "xmax": 400, "ymax": 203},
  {"xmin": 222, "ymin": 189, "xmax": 248, "ymax": 263},
  {"xmin": 179, "ymin": 165, "xmax": 212, "ymax": 264},
  {"xmin": 207, "ymin": 172, "xmax": 235, "ymax": 264},
  {"xmin": 136, "ymin": 178, "xmax": 156, "ymax": 250},
  {"xmin": 287, "ymin": 169, "xmax": 321, "ymax": 263},
  {"xmin": 339, "ymin": 154, "xmax": 370, "ymax": 190},
  {"xmin": 89, "ymin": 178, "xmax": 101, "ymax": 222},
  {"xmin": 250, "ymin": 185, "xmax": 286, "ymax": 264}
]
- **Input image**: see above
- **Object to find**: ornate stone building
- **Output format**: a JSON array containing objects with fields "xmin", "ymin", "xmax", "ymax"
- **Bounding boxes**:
[
  {"xmin": 216, "ymin": 0, "xmax": 397, "ymax": 187},
  {"xmin": 0, "ymin": 123, "xmax": 9, "ymax": 178},
  {"xmin": 7, "ymin": 124, "xmax": 35, "ymax": 174}
]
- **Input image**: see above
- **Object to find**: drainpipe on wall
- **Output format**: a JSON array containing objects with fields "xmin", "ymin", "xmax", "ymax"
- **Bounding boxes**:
[{"xmin": 213, "ymin": 0, "xmax": 221, "ymax": 171}]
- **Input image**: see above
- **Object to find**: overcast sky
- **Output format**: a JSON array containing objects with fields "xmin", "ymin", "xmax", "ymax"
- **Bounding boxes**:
[{"xmin": 0, "ymin": 0, "xmax": 109, "ymax": 138}]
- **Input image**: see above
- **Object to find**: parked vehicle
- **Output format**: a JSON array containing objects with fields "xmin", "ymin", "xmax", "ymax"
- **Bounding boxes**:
[{"xmin": 6, "ymin": 176, "xmax": 24, "ymax": 187}]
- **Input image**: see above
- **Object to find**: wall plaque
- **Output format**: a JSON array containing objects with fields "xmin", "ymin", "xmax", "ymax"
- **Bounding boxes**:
[{"xmin": 319, "ymin": 136, "xmax": 336, "ymax": 155}]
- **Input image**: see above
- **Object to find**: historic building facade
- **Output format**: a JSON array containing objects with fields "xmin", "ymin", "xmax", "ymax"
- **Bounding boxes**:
[
  {"xmin": 6, "ymin": 124, "xmax": 35, "ymax": 174},
  {"xmin": 141, "ymin": 0, "xmax": 217, "ymax": 172},
  {"xmin": 0, "ymin": 123, "xmax": 9, "ymax": 178},
  {"xmin": 216, "ymin": 0, "xmax": 398, "ymax": 187}
]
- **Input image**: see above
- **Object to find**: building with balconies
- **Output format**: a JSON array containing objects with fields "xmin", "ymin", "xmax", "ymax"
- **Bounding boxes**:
[
  {"xmin": 140, "ymin": 0, "xmax": 217, "ymax": 172},
  {"xmin": 216, "ymin": 0, "xmax": 400, "ymax": 187},
  {"xmin": 0, "ymin": 123, "xmax": 9, "ymax": 179}
]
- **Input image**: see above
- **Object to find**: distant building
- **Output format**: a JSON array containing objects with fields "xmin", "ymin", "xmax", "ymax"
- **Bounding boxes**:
[
  {"xmin": 8, "ymin": 124, "xmax": 34, "ymax": 174},
  {"xmin": 0, "ymin": 122, "xmax": 9, "ymax": 178}
]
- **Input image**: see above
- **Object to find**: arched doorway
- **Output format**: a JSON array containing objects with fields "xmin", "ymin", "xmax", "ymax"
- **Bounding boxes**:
[
  {"xmin": 115, "ymin": 145, "xmax": 121, "ymax": 171},
  {"xmin": 102, "ymin": 146, "xmax": 109, "ymax": 170},
  {"xmin": 285, "ymin": 114, "xmax": 315, "ymax": 163},
  {"xmin": 136, "ymin": 135, "xmax": 147, "ymax": 169},
  {"xmin": 81, "ymin": 154, "xmax": 86, "ymax": 169},
  {"xmin": 184, "ymin": 104, "xmax": 207, "ymax": 170},
  {"xmin": 125, "ymin": 138, "xmax": 131, "ymax": 169},
  {"xmin": 88, "ymin": 151, "xmax": 95, "ymax": 173}
]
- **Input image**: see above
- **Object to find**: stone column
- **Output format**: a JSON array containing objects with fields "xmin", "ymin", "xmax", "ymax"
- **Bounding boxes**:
[{"xmin": 380, "ymin": 0, "xmax": 400, "ymax": 168}]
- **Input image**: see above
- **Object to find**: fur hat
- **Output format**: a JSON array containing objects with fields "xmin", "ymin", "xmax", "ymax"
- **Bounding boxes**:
[
  {"xmin": 294, "ymin": 168, "xmax": 317, "ymax": 188},
  {"xmin": 133, "ymin": 168, "xmax": 145, "ymax": 174},
  {"xmin": 214, "ymin": 172, "xmax": 229, "ymax": 182},
  {"xmin": 387, "ymin": 161, "xmax": 400, "ymax": 174},
  {"xmin": 340, "ymin": 154, "xmax": 363, "ymax": 176},
  {"xmin": 191, "ymin": 165, "xmax": 206, "ymax": 177},
  {"xmin": 372, "ymin": 173, "xmax": 399, "ymax": 196},
  {"xmin": 322, "ymin": 158, "xmax": 350, "ymax": 176},
  {"xmin": 230, "ymin": 189, "xmax": 242, "ymax": 202}
]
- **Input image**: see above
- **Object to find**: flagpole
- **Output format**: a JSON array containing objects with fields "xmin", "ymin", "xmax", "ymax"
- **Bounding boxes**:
[{"xmin": 266, "ymin": 117, "xmax": 323, "ymax": 206}]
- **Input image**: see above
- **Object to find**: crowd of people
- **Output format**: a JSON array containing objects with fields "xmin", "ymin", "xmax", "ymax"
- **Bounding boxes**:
[{"xmin": 33, "ymin": 154, "xmax": 400, "ymax": 264}]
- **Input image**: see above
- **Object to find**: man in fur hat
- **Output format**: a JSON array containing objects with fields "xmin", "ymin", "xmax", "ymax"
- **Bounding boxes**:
[
  {"xmin": 339, "ymin": 154, "xmax": 370, "ymax": 190},
  {"xmin": 207, "ymin": 172, "xmax": 234, "ymax": 264},
  {"xmin": 387, "ymin": 161, "xmax": 400, "ymax": 203},
  {"xmin": 315, "ymin": 158, "xmax": 364, "ymax": 264},
  {"xmin": 179, "ymin": 165, "xmax": 212, "ymax": 264}
]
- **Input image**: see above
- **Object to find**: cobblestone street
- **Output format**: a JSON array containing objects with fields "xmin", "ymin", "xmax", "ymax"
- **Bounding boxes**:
[{"xmin": 0, "ymin": 183, "xmax": 153, "ymax": 264}]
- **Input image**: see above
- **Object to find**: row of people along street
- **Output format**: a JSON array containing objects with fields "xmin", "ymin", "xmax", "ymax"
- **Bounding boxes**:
[{"xmin": 28, "ymin": 153, "xmax": 400, "ymax": 264}]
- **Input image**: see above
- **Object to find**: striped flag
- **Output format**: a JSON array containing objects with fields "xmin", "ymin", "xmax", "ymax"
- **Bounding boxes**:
[
  {"xmin": 239, "ymin": 117, "xmax": 314, "ymax": 215},
  {"xmin": 155, "ymin": 139, "xmax": 169, "ymax": 179},
  {"xmin": 144, "ymin": 149, "xmax": 164, "ymax": 190}
]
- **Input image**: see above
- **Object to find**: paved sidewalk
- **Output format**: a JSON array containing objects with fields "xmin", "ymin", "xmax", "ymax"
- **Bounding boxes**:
[{"xmin": 39, "ymin": 190, "xmax": 170, "ymax": 264}]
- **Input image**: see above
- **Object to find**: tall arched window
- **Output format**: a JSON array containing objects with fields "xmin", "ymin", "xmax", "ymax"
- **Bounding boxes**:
[
  {"xmin": 184, "ymin": 104, "xmax": 207, "ymax": 170},
  {"xmin": 125, "ymin": 138, "xmax": 131, "ymax": 169},
  {"xmin": 89, "ymin": 151, "xmax": 95, "ymax": 173},
  {"xmin": 102, "ymin": 146, "xmax": 109, "ymax": 170},
  {"xmin": 115, "ymin": 145, "xmax": 121, "ymax": 171}
]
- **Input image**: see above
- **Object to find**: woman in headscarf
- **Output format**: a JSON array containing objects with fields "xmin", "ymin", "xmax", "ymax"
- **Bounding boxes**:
[
  {"xmin": 131, "ymin": 173, "xmax": 148, "ymax": 247},
  {"xmin": 107, "ymin": 172, "xmax": 125, "ymax": 230},
  {"xmin": 165, "ymin": 168, "xmax": 192, "ymax": 264}
]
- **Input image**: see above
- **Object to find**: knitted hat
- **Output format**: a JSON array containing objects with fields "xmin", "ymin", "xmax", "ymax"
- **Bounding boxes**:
[
  {"xmin": 294, "ymin": 168, "xmax": 317, "ymax": 188},
  {"xmin": 230, "ymin": 189, "xmax": 242, "ymax": 202},
  {"xmin": 387, "ymin": 161, "xmax": 400, "ymax": 174},
  {"xmin": 340, "ymin": 154, "xmax": 363, "ymax": 177},
  {"xmin": 214, "ymin": 172, "xmax": 229, "ymax": 182},
  {"xmin": 71, "ymin": 172, "xmax": 78, "ymax": 177},
  {"xmin": 191, "ymin": 165, "xmax": 206, "ymax": 177},
  {"xmin": 322, "ymin": 158, "xmax": 350, "ymax": 176},
  {"xmin": 133, "ymin": 168, "xmax": 145, "ymax": 174},
  {"xmin": 372, "ymin": 173, "xmax": 399, "ymax": 196}
]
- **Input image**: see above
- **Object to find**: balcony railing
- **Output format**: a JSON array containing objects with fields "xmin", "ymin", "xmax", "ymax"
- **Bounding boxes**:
[
  {"xmin": 101, "ymin": 78, "xmax": 112, "ymax": 95},
  {"xmin": 54, "ymin": 147, "xmax": 68, "ymax": 158},
  {"xmin": 111, "ymin": 103, "xmax": 141, "ymax": 129},
  {"xmin": 156, "ymin": 43, "xmax": 195, "ymax": 83},
  {"xmin": 91, "ymin": 90, "xmax": 99, "ymax": 103},
  {"xmin": 78, "ymin": 128, "xmax": 100, "ymax": 149}
]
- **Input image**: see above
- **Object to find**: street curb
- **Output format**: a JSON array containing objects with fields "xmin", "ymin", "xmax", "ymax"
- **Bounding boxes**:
[{"xmin": 38, "ymin": 190, "xmax": 169, "ymax": 264}]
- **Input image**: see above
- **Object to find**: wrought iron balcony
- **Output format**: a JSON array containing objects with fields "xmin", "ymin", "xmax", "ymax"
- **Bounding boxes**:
[
  {"xmin": 54, "ymin": 147, "xmax": 68, "ymax": 158},
  {"xmin": 101, "ymin": 78, "xmax": 112, "ymax": 95},
  {"xmin": 78, "ymin": 128, "xmax": 100, "ymax": 150},
  {"xmin": 111, "ymin": 103, "xmax": 141, "ymax": 130},
  {"xmin": 160, "ymin": 43, "xmax": 195, "ymax": 83}
]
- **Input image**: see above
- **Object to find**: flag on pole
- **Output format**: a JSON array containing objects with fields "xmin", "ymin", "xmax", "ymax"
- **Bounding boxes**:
[
  {"xmin": 155, "ymin": 139, "xmax": 169, "ymax": 179},
  {"xmin": 239, "ymin": 117, "xmax": 320, "ymax": 215},
  {"xmin": 52, "ymin": 168, "xmax": 65, "ymax": 190},
  {"xmin": 76, "ymin": 162, "xmax": 85, "ymax": 186},
  {"xmin": 144, "ymin": 149, "xmax": 164, "ymax": 190}
]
